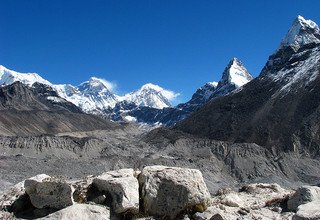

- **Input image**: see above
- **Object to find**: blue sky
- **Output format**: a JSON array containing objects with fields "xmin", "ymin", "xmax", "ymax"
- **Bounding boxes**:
[{"xmin": 1, "ymin": 0, "xmax": 319, "ymax": 104}]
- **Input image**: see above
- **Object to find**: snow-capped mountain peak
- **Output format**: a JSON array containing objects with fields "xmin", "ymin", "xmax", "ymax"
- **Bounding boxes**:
[
  {"xmin": 79, "ymin": 77, "xmax": 114, "ymax": 91},
  {"xmin": 0, "ymin": 65, "xmax": 51, "ymax": 86},
  {"xmin": 220, "ymin": 58, "xmax": 253, "ymax": 88},
  {"xmin": 140, "ymin": 83, "xmax": 163, "ymax": 91},
  {"xmin": 279, "ymin": 15, "xmax": 320, "ymax": 51},
  {"xmin": 296, "ymin": 15, "xmax": 318, "ymax": 29},
  {"xmin": 123, "ymin": 83, "xmax": 177, "ymax": 109},
  {"xmin": 64, "ymin": 77, "xmax": 119, "ymax": 111},
  {"xmin": 205, "ymin": 58, "xmax": 253, "ymax": 99}
]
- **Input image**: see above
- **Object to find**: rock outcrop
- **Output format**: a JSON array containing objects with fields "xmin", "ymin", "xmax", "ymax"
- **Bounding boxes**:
[
  {"xmin": 24, "ymin": 175, "xmax": 74, "ymax": 209},
  {"xmin": 1, "ymin": 166, "xmax": 320, "ymax": 220},
  {"xmin": 139, "ymin": 166, "xmax": 211, "ymax": 219},
  {"xmin": 92, "ymin": 168, "xmax": 139, "ymax": 214},
  {"xmin": 37, "ymin": 203, "xmax": 110, "ymax": 220},
  {"xmin": 196, "ymin": 183, "xmax": 294, "ymax": 220},
  {"xmin": 0, "ymin": 174, "xmax": 50, "ymax": 212},
  {"xmin": 0, "ymin": 166, "xmax": 212, "ymax": 219},
  {"xmin": 294, "ymin": 200, "xmax": 320, "ymax": 220},
  {"xmin": 288, "ymin": 185, "xmax": 320, "ymax": 211}
]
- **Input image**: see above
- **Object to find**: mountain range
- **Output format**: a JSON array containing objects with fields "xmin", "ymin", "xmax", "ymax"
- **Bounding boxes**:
[
  {"xmin": 0, "ymin": 57, "xmax": 253, "ymax": 126},
  {"xmin": 0, "ymin": 15, "xmax": 319, "ymax": 155},
  {"xmin": 119, "ymin": 58, "xmax": 253, "ymax": 126},
  {"xmin": 176, "ymin": 15, "xmax": 320, "ymax": 156},
  {"xmin": 1, "ymin": 15, "xmax": 320, "ymax": 219},
  {"xmin": 1, "ymin": 15, "xmax": 319, "ymax": 143},
  {"xmin": 0, "ymin": 65, "xmax": 174, "ymax": 111}
]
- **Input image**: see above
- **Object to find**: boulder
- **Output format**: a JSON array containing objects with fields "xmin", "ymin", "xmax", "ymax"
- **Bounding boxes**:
[
  {"xmin": 24, "ymin": 175, "xmax": 73, "ymax": 209},
  {"xmin": 0, "ymin": 174, "xmax": 50, "ymax": 211},
  {"xmin": 0, "ymin": 174, "xmax": 50, "ymax": 208},
  {"xmin": 222, "ymin": 193, "xmax": 242, "ymax": 207},
  {"xmin": 37, "ymin": 203, "xmax": 110, "ymax": 220},
  {"xmin": 92, "ymin": 168, "xmax": 139, "ymax": 214},
  {"xmin": 293, "ymin": 200, "xmax": 320, "ymax": 220},
  {"xmin": 288, "ymin": 186, "xmax": 320, "ymax": 211},
  {"xmin": 139, "ymin": 166, "xmax": 211, "ymax": 219}
]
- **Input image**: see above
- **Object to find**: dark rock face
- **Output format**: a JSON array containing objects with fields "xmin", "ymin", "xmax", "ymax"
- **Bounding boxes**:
[
  {"xmin": 126, "ymin": 106, "xmax": 190, "ymax": 126},
  {"xmin": 0, "ymin": 82, "xmax": 119, "ymax": 136},
  {"xmin": 0, "ymin": 82, "xmax": 81, "ymax": 112},
  {"xmin": 176, "ymin": 43, "xmax": 320, "ymax": 157},
  {"xmin": 185, "ymin": 82, "xmax": 218, "ymax": 107}
]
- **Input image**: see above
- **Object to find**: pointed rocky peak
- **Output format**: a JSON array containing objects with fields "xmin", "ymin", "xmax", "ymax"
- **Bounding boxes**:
[
  {"xmin": 202, "ymin": 58, "xmax": 253, "ymax": 99},
  {"xmin": 182, "ymin": 59, "xmax": 252, "ymax": 110},
  {"xmin": 123, "ymin": 83, "xmax": 178, "ymax": 109},
  {"xmin": 278, "ymin": 15, "xmax": 320, "ymax": 51},
  {"xmin": 219, "ymin": 58, "xmax": 253, "ymax": 88}
]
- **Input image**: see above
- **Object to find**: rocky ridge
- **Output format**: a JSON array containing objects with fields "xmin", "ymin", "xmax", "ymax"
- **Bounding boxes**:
[
  {"xmin": 0, "ymin": 82, "xmax": 119, "ymax": 136},
  {"xmin": 1, "ymin": 126, "xmax": 320, "ymax": 194}
]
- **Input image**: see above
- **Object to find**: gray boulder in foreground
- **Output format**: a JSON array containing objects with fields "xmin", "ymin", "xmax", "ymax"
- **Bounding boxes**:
[
  {"xmin": 0, "ymin": 174, "xmax": 50, "ymax": 210},
  {"xmin": 293, "ymin": 200, "xmax": 320, "ymax": 220},
  {"xmin": 2, "ymin": 167, "xmax": 313, "ymax": 220},
  {"xmin": 24, "ymin": 175, "xmax": 73, "ymax": 209},
  {"xmin": 38, "ymin": 203, "xmax": 110, "ymax": 220},
  {"xmin": 92, "ymin": 168, "xmax": 139, "ymax": 214},
  {"xmin": 139, "ymin": 165, "xmax": 211, "ymax": 219},
  {"xmin": 288, "ymin": 186, "xmax": 320, "ymax": 211}
]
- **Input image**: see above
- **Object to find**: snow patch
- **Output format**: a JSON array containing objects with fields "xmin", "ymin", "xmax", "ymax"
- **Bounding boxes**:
[
  {"xmin": 47, "ymin": 96, "xmax": 66, "ymax": 103},
  {"xmin": 207, "ymin": 81, "xmax": 218, "ymax": 87},
  {"xmin": 124, "ymin": 115, "xmax": 137, "ymax": 122}
]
